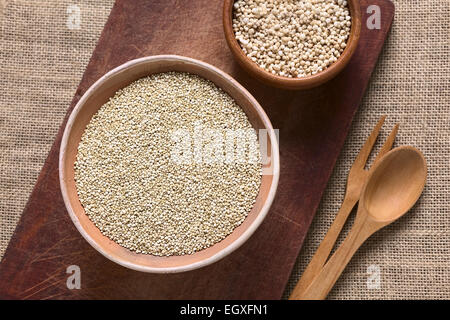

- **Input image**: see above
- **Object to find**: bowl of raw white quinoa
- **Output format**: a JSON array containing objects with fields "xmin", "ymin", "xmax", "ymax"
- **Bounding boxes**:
[
  {"xmin": 59, "ymin": 55, "xmax": 279, "ymax": 273},
  {"xmin": 223, "ymin": 0, "xmax": 361, "ymax": 89}
]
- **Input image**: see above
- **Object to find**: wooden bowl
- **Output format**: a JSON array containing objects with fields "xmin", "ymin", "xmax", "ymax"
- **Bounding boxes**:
[
  {"xmin": 223, "ymin": 0, "xmax": 362, "ymax": 90},
  {"xmin": 59, "ymin": 55, "xmax": 280, "ymax": 273}
]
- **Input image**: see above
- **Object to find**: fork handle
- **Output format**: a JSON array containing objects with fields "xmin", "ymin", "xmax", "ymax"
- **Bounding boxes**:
[
  {"xmin": 289, "ymin": 195, "xmax": 358, "ymax": 300},
  {"xmin": 299, "ymin": 211, "xmax": 378, "ymax": 300}
]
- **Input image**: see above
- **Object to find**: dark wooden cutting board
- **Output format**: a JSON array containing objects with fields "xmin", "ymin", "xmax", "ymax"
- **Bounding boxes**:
[{"xmin": 0, "ymin": 0, "xmax": 394, "ymax": 299}]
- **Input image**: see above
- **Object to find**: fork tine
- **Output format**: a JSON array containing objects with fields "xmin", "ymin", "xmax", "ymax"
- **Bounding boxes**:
[
  {"xmin": 373, "ymin": 123, "xmax": 399, "ymax": 165},
  {"xmin": 353, "ymin": 115, "xmax": 386, "ymax": 169}
]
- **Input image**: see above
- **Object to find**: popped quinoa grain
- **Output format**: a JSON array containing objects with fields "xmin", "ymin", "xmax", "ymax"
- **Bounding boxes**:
[
  {"xmin": 232, "ymin": 0, "xmax": 352, "ymax": 77},
  {"xmin": 74, "ymin": 72, "xmax": 262, "ymax": 256}
]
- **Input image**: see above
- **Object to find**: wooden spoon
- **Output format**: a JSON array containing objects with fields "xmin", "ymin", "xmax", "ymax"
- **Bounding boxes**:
[{"xmin": 299, "ymin": 146, "xmax": 427, "ymax": 300}]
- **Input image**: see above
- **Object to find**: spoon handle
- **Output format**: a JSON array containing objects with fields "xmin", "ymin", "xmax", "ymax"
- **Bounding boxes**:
[
  {"xmin": 299, "ymin": 213, "xmax": 375, "ymax": 300},
  {"xmin": 289, "ymin": 196, "xmax": 358, "ymax": 299}
]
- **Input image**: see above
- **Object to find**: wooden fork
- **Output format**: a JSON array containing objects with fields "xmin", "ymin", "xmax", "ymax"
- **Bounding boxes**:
[{"xmin": 289, "ymin": 115, "xmax": 399, "ymax": 300}]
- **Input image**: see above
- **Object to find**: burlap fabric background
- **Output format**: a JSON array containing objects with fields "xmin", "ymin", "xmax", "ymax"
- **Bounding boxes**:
[{"xmin": 0, "ymin": 0, "xmax": 448, "ymax": 299}]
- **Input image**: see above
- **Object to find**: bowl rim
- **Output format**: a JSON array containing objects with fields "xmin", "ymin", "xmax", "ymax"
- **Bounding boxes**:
[
  {"xmin": 59, "ymin": 54, "xmax": 280, "ymax": 273},
  {"xmin": 223, "ymin": 0, "xmax": 362, "ymax": 90}
]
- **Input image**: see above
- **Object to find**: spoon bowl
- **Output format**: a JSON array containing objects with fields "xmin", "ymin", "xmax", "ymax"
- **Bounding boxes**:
[{"xmin": 363, "ymin": 146, "xmax": 427, "ymax": 223}]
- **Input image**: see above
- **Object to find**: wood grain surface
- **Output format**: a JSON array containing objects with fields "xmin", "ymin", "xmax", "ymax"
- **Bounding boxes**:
[{"xmin": 0, "ymin": 0, "xmax": 394, "ymax": 299}]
